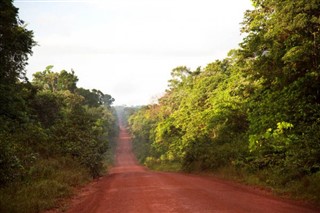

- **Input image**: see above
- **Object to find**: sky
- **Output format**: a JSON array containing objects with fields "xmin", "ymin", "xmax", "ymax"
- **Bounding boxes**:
[{"xmin": 14, "ymin": 0, "xmax": 253, "ymax": 106}]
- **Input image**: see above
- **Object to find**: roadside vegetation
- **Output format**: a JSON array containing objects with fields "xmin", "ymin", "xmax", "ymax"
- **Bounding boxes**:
[
  {"xmin": 2, "ymin": 0, "xmax": 320, "ymax": 211},
  {"xmin": 0, "ymin": 1, "xmax": 118, "ymax": 212},
  {"xmin": 128, "ymin": 0, "xmax": 320, "ymax": 203}
]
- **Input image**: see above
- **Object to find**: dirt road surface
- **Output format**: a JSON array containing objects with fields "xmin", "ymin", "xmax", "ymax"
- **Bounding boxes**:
[{"xmin": 66, "ymin": 126, "xmax": 318, "ymax": 213}]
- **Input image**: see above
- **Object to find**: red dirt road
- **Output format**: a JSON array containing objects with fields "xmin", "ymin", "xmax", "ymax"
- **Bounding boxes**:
[{"xmin": 66, "ymin": 126, "xmax": 318, "ymax": 213}]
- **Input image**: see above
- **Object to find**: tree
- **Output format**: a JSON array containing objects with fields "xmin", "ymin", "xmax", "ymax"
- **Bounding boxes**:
[
  {"xmin": 128, "ymin": 0, "xmax": 320, "ymax": 201},
  {"xmin": 32, "ymin": 66, "xmax": 78, "ymax": 92},
  {"xmin": 0, "ymin": 0, "xmax": 35, "ymax": 84},
  {"xmin": 0, "ymin": 0, "xmax": 36, "ymax": 185},
  {"xmin": 76, "ymin": 88, "xmax": 114, "ymax": 108},
  {"xmin": 240, "ymin": 0, "xmax": 320, "ymax": 87},
  {"xmin": 239, "ymin": 0, "xmax": 320, "ymax": 176},
  {"xmin": 31, "ymin": 67, "xmax": 117, "ymax": 177},
  {"xmin": 0, "ymin": 0, "xmax": 36, "ymax": 121}
]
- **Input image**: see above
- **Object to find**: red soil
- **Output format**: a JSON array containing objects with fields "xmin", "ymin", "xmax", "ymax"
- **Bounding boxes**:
[{"xmin": 65, "ymin": 126, "xmax": 318, "ymax": 213}]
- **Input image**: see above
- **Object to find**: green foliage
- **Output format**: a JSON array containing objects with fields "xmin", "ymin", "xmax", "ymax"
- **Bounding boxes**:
[
  {"xmin": 128, "ymin": 105, "xmax": 160, "ymax": 162},
  {"xmin": 32, "ymin": 65, "xmax": 79, "ymax": 92},
  {"xmin": 0, "ymin": 121, "xmax": 47, "ymax": 185},
  {"xmin": 0, "ymin": 1, "xmax": 117, "ymax": 211},
  {"xmin": 0, "ymin": 157, "xmax": 90, "ymax": 213},
  {"xmin": 76, "ymin": 88, "xmax": 115, "ymax": 108},
  {"xmin": 0, "ymin": 5, "xmax": 117, "ymax": 205},
  {"xmin": 249, "ymin": 121, "xmax": 294, "ymax": 153},
  {"xmin": 30, "ymin": 90, "xmax": 63, "ymax": 128},
  {"xmin": 0, "ymin": 65, "xmax": 117, "ymax": 211},
  {"xmin": 144, "ymin": 157, "xmax": 181, "ymax": 172},
  {"xmin": 2, "ymin": 0, "xmax": 320, "ymax": 206},
  {"xmin": 240, "ymin": 0, "xmax": 320, "ymax": 180},
  {"xmin": 31, "ymin": 67, "xmax": 117, "ymax": 177},
  {"xmin": 128, "ymin": 0, "xmax": 320, "ymax": 202},
  {"xmin": 114, "ymin": 105, "xmax": 140, "ymax": 128},
  {"xmin": 129, "ymin": 60, "xmax": 250, "ymax": 172},
  {"xmin": 0, "ymin": 0, "xmax": 36, "ymax": 84}
]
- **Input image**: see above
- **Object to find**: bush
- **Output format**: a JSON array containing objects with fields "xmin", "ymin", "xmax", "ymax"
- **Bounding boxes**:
[{"xmin": 0, "ymin": 157, "xmax": 91, "ymax": 213}]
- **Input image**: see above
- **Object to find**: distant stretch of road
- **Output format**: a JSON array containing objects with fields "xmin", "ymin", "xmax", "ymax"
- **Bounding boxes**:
[{"xmin": 66, "ymin": 125, "xmax": 318, "ymax": 213}]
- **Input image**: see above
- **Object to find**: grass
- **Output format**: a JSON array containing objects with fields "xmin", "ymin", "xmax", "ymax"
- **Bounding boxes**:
[
  {"xmin": 283, "ymin": 172, "xmax": 320, "ymax": 202},
  {"xmin": 212, "ymin": 166, "xmax": 320, "ymax": 205},
  {"xmin": 142, "ymin": 156, "xmax": 181, "ymax": 172},
  {"xmin": 0, "ymin": 157, "xmax": 91, "ymax": 213},
  {"xmin": 143, "ymin": 158, "xmax": 320, "ymax": 205},
  {"xmin": 146, "ymin": 161, "xmax": 182, "ymax": 172},
  {"xmin": 103, "ymin": 136, "xmax": 117, "ymax": 170}
]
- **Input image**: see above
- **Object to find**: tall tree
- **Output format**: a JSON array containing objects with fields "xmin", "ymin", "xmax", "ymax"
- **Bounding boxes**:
[
  {"xmin": 240, "ymin": 0, "xmax": 320, "ymax": 175},
  {"xmin": 0, "ymin": 0, "xmax": 36, "ymax": 120},
  {"xmin": 32, "ymin": 66, "xmax": 78, "ymax": 92},
  {"xmin": 240, "ymin": 0, "xmax": 320, "ymax": 87},
  {"xmin": 0, "ymin": 0, "xmax": 35, "ymax": 83}
]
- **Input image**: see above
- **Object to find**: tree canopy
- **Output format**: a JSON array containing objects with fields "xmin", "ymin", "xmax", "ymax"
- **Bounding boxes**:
[
  {"xmin": 0, "ymin": 1, "xmax": 118, "ymax": 211},
  {"xmin": 128, "ymin": 0, "xmax": 320, "ymax": 202}
]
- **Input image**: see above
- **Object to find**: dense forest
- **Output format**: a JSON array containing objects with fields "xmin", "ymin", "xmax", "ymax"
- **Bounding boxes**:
[
  {"xmin": 0, "ymin": 1, "xmax": 117, "ymax": 212},
  {"xmin": 128, "ymin": 0, "xmax": 320, "ymax": 202},
  {"xmin": 1, "ymin": 0, "xmax": 320, "ymax": 211}
]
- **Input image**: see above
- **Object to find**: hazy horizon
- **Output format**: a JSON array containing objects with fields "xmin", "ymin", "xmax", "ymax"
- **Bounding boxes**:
[{"xmin": 15, "ymin": 0, "xmax": 253, "ymax": 105}]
